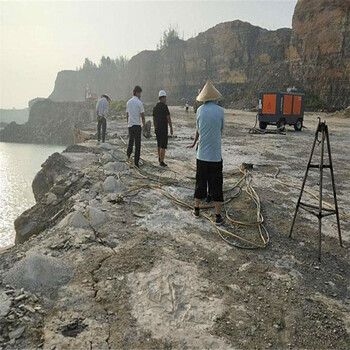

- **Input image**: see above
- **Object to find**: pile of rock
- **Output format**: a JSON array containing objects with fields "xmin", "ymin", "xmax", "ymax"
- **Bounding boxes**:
[{"xmin": 331, "ymin": 106, "xmax": 350, "ymax": 118}]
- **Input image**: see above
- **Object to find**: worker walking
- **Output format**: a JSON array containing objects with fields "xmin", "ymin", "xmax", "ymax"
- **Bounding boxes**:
[
  {"xmin": 153, "ymin": 90, "xmax": 173, "ymax": 166},
  {"xmin": 126, "ymin": 86, "xmax": 146, "ymax": 168},
  {"xmin": 187, "ymin": 81, "xmax": 225, "ymax": 225},
  {"xmin": 96, "ymin": 94, "xmax": 111, "ymax": 144}
]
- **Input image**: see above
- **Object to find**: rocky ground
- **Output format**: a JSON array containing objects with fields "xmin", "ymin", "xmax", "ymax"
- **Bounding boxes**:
[{"xmin": 0, "ymin": 107, "xmax": 349, "ymax": 349}]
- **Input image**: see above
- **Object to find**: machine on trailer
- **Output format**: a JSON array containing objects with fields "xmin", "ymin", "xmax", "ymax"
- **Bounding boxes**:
[{"xmin": 258, "ymin": 90, "xmax": 305, "ymax": 131}]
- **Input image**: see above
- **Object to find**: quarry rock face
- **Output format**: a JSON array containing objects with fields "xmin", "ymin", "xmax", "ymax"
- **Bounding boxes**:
[
  {"xmin": 49, "ymin": 21, "xmax": 292, "ymax": 109},
  {"xmin": 289, "ymin": 0, "xmax": 350, "ymax": 109},
  {"xmin": 48, "ymin": 0, "xmax": 349, "ymax": 110}
]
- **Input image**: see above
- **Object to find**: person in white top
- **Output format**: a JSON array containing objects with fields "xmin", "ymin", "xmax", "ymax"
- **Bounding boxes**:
[
  {"xmin": 96, "ymin": 94, "xmax": 111, "ymax": 143},
  {"xmin": 126, "ymin": 86, "xmax": 146, "ymax": 167}
]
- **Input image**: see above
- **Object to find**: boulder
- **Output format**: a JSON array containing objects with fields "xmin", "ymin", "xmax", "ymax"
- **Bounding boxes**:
[
  {"xmin": 345, "ymin": 106, "xmax": 350, "ymax": 117},
  {"xmin": 101, "ymin": 153, "xmax": 113, "ymax": 164},
  {"xmin": 57, "ymin": 210, "xmax": 90, "ymax": 229},
  {"xmin": 86, "ymin": 207, "xmax": 109, "ymax": 227},
  {"xmin": 103, "ymin": 162, "xmax": 129, "ymax": 175},
  {"xmin": 51, "ymin": 182, "xmax": 71, "ymax": 196},
  {"xmin": 0, "ymin": 292, "xmax": 11, "ymax": 318},
  {"xmin": 103, "ymin": 176, "xmax": 125, "ymax": 193},
  {"xmin": 100, "ymin": 143, "xmax": 114, "ymax": 150},
  {"xmin": 110, "ymin": 149, "xmax": 125, "ymax": 162},
  {"xmin": 14, "ymin": 218, "xmax": 46, "ymax": 244},
  {"xmin": 3, "ymin": 252, "xmax": 73, "ymax": 294},
  {"xmin": 9, "ymin": 326, "xmax": 25, "ymax": 340},
  {"xmin": 32, "ymin": 152, "xmax": 70, "ymax": 202},
  {"xmin": 46, "ymin": 192, "xmax": 58, "ymax": 205}
]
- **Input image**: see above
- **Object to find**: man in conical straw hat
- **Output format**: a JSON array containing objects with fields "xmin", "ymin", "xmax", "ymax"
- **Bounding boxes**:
[{"xmin": 187, "ymin": 81, "xmax": 225, "ymax": 225}]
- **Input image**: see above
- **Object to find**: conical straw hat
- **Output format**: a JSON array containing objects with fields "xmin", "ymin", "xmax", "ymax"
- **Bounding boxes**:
[{"xmin": 196, "ymin": 81, "xmax": 222, "ymax": 102}]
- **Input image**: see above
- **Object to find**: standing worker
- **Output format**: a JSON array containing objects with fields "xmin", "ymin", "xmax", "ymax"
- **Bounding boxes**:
[
  {"xmin": 126, "ymin": 86, "xmax": 146, "ymax": 168},
  {"xmin": 96, "ymin": 94, "xmax": 111, "ymax": 144},
  {"xmin": 153, "ymin": 90, "xmax": 173, "ymax": 167},
  {"xmin": 187, "ymin": 81, "xmax": 225, "ymax": 225}
]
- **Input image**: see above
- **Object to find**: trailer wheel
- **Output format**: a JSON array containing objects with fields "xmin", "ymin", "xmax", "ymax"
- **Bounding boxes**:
[
  {"xmin": 277, "ymin": 119, "xmax": 286, "ymax": 131},
  {"xmin": 259, "ymin": 122, "xmax": 267, "ymax": 130},
  {"xmin": 294, "ymin": 119, "xmax": 303, "ymax": 131}
]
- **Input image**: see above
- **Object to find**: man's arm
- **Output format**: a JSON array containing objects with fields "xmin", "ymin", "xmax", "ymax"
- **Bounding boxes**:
[
  {"xmin": 187, "ymin": 130, "xmax": 199, "ymax": 148},
  {"xmin": 103, "ymin": 99, "xmax": 109, "ymax": 117},
  {"xmin": 167, "ymin": 115, "xmax": 173, "ymax": 135},
  {"xmin": 141, "ymin": 113, "xmax": 146, "ymax": 133},
  {"xmin": 153, "ymin": 107, "xmax": 157, "ymax": 132},
  {"xmin": 221, "ymin": 110, "xmax": 225, "ymax": 134},
  {"xmin": 126, "ymin": 112, "xmax": 129, "ymax": 125},
  {"xmin": 153, "ymin": 115, "xmax": 157, "ymax": 132}
]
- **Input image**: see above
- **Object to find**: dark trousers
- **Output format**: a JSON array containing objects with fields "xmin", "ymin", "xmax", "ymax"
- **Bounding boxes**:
[
  {"xmin": 127, "ymin": 125, "xmax": 141, "ymax": 166},
  {"xmin": 97, "ymin": 116, "xmax": 107, "ymax": 142},
  {"xmin": 194, "ymin": 159, "xmax": 224, "ymax": 202}
]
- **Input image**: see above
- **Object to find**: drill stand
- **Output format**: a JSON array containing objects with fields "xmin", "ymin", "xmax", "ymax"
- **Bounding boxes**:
[{"xmin": 289, "ymin": 119, "xmax": 343, "ymax": 261}]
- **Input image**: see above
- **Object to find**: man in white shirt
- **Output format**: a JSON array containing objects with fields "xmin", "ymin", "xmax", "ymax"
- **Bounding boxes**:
[
  {"xmin": 96, "ymin": 94, "xmax": 111, "ymax": 143},
  {"xmin": 126, "ymin": 86, "xmax": 146, "ymax": 167}
]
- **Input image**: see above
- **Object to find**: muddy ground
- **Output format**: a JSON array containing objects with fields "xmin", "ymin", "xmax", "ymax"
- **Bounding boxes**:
[{"xmin": 0, "ymin": 107, "xmax": 349, "ymax": 349}]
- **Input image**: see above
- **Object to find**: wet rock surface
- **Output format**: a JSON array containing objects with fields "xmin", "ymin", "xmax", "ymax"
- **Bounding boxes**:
[{"xmin": 0, "ymin": 108, "xmax": 349, "ymax": 349}]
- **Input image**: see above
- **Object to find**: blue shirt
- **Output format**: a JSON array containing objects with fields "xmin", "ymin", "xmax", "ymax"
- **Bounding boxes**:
[
  {"xmin": 196, "ymin": 101, "xmax": 224, "ymax": 162},
  {"xmin": 96, "ymin": 97, "xmax": 109, "ymax": 117}
]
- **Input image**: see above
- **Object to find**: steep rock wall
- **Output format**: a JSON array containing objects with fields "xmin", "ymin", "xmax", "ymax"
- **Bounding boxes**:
[
  {"xmin": 289, "ymin": 0, "xmax": 350, "ymax": 109},
  {"xmin": 0, "ymin": 100, "xmax": 95, "ymax": 145},
  {"xmin": 49, "ymin": 21, "xmax": 292, "ymax": 108}
]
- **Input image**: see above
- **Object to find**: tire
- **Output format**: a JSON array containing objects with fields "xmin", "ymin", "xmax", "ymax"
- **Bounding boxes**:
[
  {"xmin": 294, "ymin": 119, "xmax": 303, "ymax": 131},
  {"xmin": 259, "ymin": 121, "xmax": 267, "ymax": 130},
  {"xmin": 277, "ymin": 119, "xmax": 286, "ymax": 131}
]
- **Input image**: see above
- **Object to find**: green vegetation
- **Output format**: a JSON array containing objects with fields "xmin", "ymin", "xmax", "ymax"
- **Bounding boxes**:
[
  {"xmin": 157, "ymin": 26, "xmax": 183, "ymax": 50},
  {"xmin": 78, "ymin": 56, "xmax": 129, "ymax": 71},
  {"xmin": 304, "ymin": 95, "xmax": 325, "ymax": 111},
  {"xmin": 109, "ymin": 100, "xmax": 126, "ymax": 114}
]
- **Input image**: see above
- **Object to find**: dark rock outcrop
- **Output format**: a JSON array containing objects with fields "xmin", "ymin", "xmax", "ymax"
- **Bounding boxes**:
[
  {"xmin": 32, "ymin": 152, "xmax": 70, "ymax": 202},
  {"xmin": 0, "ymin": 99, "xmax": 95, "ymax": 145}
]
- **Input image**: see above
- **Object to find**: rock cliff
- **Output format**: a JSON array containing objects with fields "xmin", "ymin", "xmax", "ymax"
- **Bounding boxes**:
[
  {"xmin": 49, "ymin": 0, "xmax": 350, "ymax": 109},
  {"xmin": 0, "ymin": 100, "xmax": 95, "ymax": 145},
  {"xmin": 49, "ymin": 21, "xmax": 292, "ymax": 109},
  {"xmin": 289, "ymin": 0, "xmax": 350, "ymax": 109}
]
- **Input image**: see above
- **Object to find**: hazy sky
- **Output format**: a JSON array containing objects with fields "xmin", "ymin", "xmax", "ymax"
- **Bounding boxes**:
[{"xmin": 0, "ymin": 0, "xmax": 297, "ymax": 109}]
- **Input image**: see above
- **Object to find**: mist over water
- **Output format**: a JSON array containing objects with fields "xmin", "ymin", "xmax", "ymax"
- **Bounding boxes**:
[{"xmin": 0, "ymin": 142, "xmax": 65, "ymax": 247}]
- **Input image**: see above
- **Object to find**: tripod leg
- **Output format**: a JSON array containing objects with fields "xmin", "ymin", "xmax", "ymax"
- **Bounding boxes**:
[
  {"xmin": 325, "ymin": 126, "xmax": 343, "ymax": 247},
  {"xmin": 289, "ymin": 126, "xmax": 319, "ymax": 237},
  {"xmin": 318, "ymin": 128, "xmax": 325, "ymax": 261}
]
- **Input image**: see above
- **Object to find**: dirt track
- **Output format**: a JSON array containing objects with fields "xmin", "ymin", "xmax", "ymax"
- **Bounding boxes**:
[{"xmin": 0, "ymin": 107, "xmax": 349, "ymax": 349}]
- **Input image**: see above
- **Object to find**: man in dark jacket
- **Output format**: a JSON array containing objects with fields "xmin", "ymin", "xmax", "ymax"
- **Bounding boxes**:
[{"xmin": 153, "ymin": 90, "xmax": 173, "ymax": 167}]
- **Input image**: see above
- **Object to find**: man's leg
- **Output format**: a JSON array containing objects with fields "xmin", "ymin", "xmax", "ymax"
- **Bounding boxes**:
[
  {"xmin": 194, "ymin": 159, "xmax": 208, "ymax": 217},
  {"xmin": 101, "ymin": 117, "xmax": 107, "ymax": 143},
  {"xmin": 157, "ymin": 147, "xmax": 161, "ymax": 162},
  {"xmin": 159, "ymin": 131, "xmax": 168, "ymax": 165},
  {"xmin": 134, "ymin": 126, "xmax": 141, "ymax": 166},
  {"xmin": 160, "ymin": 148, "xmax": 166, "ymax": 162},
  {"xmin": 97, "ymin": 118, "xmax": 102, "ymax": 142},
  {"xmin": 127, "ymin": 126, "xmax": 135, "ymax": 159},
  {"xmin": 209, "ymin": 160, "xmax": 224, "ymax": 225},
  {"xmin": 214, "ymin": 202, "xmax": 222, "ymax": 215}
]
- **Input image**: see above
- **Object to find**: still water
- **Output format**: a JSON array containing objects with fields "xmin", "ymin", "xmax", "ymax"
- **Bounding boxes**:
[{"xmin": 0, "ymin": 142, "xmax": 65, "ymax": 247}]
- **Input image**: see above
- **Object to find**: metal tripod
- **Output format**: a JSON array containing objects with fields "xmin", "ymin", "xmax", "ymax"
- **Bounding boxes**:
[{"xmin": 289, "ymin": 119, "xmax": 342, "ymax": 261}]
